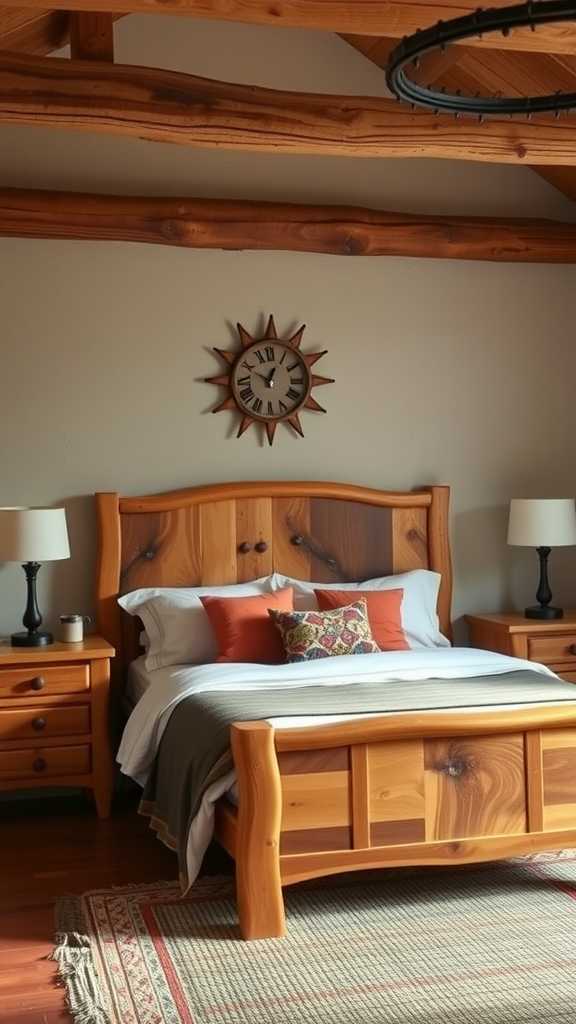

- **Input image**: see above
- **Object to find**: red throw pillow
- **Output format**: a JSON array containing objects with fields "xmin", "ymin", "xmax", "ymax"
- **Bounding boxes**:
[
  {"xmin": 314, "ymin": 589, "xmax": 408, "ymax": 652},
  {"xmin": 200, "ymin": 588, "xmax": 294, "ymax": 663}
]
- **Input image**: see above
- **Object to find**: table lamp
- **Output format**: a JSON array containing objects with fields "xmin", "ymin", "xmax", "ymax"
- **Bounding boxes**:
[
  {"xmin": 507, "ymin": 498, "xmax": 576, "ymax": 620},
  {"xmin": 0, "ymin": 507, "xmax": 70, "ymax": 646}
]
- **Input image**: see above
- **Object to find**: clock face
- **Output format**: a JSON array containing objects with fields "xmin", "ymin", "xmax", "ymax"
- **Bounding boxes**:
[
  {"xmin": 205, "ymin": 315, "xmax": 334, "ymax": 446},
  {"xmin": 231, "ymin": 341, "xmax": 309, "ymax": 421}
]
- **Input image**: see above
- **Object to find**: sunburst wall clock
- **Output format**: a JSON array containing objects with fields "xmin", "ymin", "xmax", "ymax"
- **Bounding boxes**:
[{"xmin": 205, "ymin": 315, "xmax": 334, "ymax": 446}]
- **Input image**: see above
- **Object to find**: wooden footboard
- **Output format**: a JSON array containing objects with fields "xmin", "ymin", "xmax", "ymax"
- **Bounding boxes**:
[{"xmin": 217, "ymin": 706, "xmax": 576, "ymax": 939}]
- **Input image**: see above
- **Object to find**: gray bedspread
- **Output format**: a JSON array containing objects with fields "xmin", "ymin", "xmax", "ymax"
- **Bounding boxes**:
[{"xmin": 140, "ymin": 670, "xmax": 576, "ymax": 886}]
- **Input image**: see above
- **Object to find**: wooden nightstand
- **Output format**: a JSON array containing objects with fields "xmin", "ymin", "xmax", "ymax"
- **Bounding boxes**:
[
  {"xmin": 0, "ymin": 635, "xmax": 115, "ymax": 817},
  {"xmin": 466, "ymin": 612, "xmax": 576, "ymax": 682}
]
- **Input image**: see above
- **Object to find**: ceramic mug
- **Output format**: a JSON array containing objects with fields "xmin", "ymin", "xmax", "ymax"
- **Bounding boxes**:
[{"xmin": 59, "ymin": 614, "xmax": 91, "ymax": 643}]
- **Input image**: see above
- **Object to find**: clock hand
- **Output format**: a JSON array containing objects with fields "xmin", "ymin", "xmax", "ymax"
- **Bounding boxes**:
[{"xmin": 267, "ymin": 367, "xmax": 277, "ymax": 389}]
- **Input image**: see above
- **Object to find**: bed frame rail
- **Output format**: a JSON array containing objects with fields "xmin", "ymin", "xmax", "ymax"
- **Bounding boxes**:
[{"xmin": 224, "ymin": 707, "xmax": 576, "ymax": 939}]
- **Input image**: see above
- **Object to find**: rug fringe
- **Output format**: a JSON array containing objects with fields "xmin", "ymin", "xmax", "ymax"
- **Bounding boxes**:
[{"xmin": 49, "ymin": 897, "xmax": 111, "ymax": 1024}]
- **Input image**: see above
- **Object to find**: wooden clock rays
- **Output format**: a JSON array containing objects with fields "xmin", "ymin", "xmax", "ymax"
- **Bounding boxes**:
[{"xmin": 205, "ymin": 316, "xmax": 334, "ymax": 446}]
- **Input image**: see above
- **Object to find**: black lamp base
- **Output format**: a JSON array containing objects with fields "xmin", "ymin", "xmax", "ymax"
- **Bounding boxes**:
[
  {"xmin": 525, "ymin": 605, "xmax": 563, "ymax": 621},
  {"xmin": 13, "ymin": 562, "xmax": 52, "ymax": 648},
  {"xmin": 523, "ymin": 547, "xmax": 564, "ymax": 622},
  {"xmin": 11, "ymin": 630, "xmax": 53, "ymax": 647}
]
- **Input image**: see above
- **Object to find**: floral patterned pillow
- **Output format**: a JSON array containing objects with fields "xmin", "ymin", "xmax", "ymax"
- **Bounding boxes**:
[{"xmin": 269, "ymin": 599, "xmax": 379, "ymax": 663}]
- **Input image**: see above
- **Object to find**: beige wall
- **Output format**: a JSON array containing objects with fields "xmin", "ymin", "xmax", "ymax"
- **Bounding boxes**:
[{"xmin": 1, "ymin": 16, "xmax": 575, "ymax": 640}]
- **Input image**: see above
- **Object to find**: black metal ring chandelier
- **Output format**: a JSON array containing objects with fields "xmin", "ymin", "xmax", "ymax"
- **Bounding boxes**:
[{"xmin": 386, "ymin": 0, "xmax": 576, "ymax": 118}]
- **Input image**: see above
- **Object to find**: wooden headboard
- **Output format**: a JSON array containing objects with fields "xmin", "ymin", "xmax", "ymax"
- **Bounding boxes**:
[{"xmin": 95, "ymin": 480, "xmax": 452, "ymax": 683}]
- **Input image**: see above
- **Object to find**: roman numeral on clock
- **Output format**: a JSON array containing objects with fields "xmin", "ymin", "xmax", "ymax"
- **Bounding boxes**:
[
  {"xmin": 240, "ymin": 387, "xmax": 254, "ymax": 403},
  {"xmin": 255, "ymin": 350, "xmax": 266, "ymax": 364},
  {"xmin": 287, "ymin": 387, "xmax": 301, "ymax": 401},
  {"xmin": 237, "ymin": 375, "xmax": 251, "ymax": 387},
  {"xmin": 252, "ymin": 397, "xmax": 263, "ymax": 414},
  {"xmin": 267, "ymin": 400, "xmax": 274, "ymax": 416},
  {"xmin": 265, "ymin": 346, "xmax": 275, "ymax": 362},
  {"xmin": 290, "ymin": 376, "xmax": 303, "ymax": 385}
]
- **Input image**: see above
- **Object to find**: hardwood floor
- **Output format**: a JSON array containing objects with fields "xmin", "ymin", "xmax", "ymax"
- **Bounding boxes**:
[{"xmin": 0, "ymin": 791, "xmax": 231, "ymax": 1023}]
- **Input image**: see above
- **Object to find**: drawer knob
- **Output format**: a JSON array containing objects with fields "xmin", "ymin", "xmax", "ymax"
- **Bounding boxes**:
[
  {"xmin": 30, "ymin": 676, "xmax": 45, "ymax": 691},
  {"xmin": 33, "ymin": 757, "xmax": 46, "ymax": 773},
  {"xmin": 569, "ymin": 645, "xmax": 576, "ymax": 656},
  {"xmin": 238, "ymin": 542, "xmax": 252, "ymax": 554},
  {"xmin": 255, "ymin": 541, "xmax": 268, "ymax": 554},
  {"xmin": 32, "ymin": 717, "xmax": 46, "ymax": 732}
]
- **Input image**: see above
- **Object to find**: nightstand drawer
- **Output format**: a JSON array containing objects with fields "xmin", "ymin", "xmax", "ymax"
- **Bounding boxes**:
[
  {"xmin": 528, "ymin": 636, "xmax": 576, "ymax": 665},
  {"xmin": 0, "ymin": 663, "xmax": 89, "ymax": 698},
  {"xmin": 0, "ymin": 705, "xmax": 90, "ymax": 742},
  {"xmin": 0, "ymin": 744, "xmax": 91, "ymax": 780}
]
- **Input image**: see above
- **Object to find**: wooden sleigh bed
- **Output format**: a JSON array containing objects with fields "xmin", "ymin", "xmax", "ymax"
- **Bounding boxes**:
[{"xmin": 96, "ymin": 480, "xmax": 576, "ymax": 939}]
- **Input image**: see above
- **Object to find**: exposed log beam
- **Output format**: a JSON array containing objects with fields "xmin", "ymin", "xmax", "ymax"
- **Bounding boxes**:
[
  {"xmin": 0, "ymin": 8, "xmax": 69, "ymax": 54},
  {"xmin": 0, "ymin": 9, "xmax": 125, "ymax": 56},
  {"xmin": 70, "ymin": 12, "xmax": 115, "ymax": 61},
  {"xmin": 3, "ymin": 188, "xmax": 576, "ymax": 263},
  {"xmin": 4, "ymin": 53, "xmax": 576, "ymax": 165},
  {"xmin": 8, "ymin": 0, "xmax": 576, "ymax": 55}
]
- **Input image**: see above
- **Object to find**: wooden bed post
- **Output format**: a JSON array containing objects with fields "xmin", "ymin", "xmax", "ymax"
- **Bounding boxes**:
[
  {"xmin": 230, "ymin": 722, "xmax": 286, "ymax": 940},
  {"xmin": 427, "ymin": 485, "xmax": 453, "ymax": 643},
  {"xmin": 95, "ymin": 491, "xmax": 122, "ymax": 654}
]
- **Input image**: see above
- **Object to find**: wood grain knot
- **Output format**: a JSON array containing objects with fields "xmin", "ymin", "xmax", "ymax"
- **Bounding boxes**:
[
  {"xmin": 437, "ymin": 757, "xmax": 474, "ymax": 779},
  {"xmin": 160, "ymin": 219, "xmax": 186, "ymax": 241},
  {"xmin": 343, "ymin": 233, "xmax": 365, "ymax": 255}
]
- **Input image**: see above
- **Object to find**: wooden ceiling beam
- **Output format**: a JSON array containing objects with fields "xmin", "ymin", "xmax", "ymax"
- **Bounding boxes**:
[
  {"xmin": 7, "ymin": 0, "xmax": 576, "ymax": 56},
  {"xmin": 0, "ymin": 8, "xmax": 69, "ymax": 54},
  {"xmin": 70, "ymin": 13, "xmax": 115, "ymax": 61},
  {"xmin": 3, "ymin": 188, "xmax": 576, "ymax": 262},
  {"xmin": 0, "ymin": 8, "xmax": 125, "ymax": 56},
  {"xmin": 4, "ymin": 52, "xmax": 576, "ymax": 164}
]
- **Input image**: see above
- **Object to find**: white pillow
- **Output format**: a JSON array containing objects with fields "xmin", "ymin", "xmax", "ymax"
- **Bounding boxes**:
[
  {"xmin": 269, "ymin": 570, "xmax": 449, "ymax": 650},
  {"xmin": 119, "ymin": 577, "xmax": 273, "ymax": 670}
]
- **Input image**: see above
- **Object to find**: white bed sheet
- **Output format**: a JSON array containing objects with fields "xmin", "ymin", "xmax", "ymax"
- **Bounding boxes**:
[
  {"xmin": 127, "ymin": 655, "xmax": 153, "ymax": 705},
  {"xmin": 119, "ymin": 648, "xmax": 575, "ymax": 890}
]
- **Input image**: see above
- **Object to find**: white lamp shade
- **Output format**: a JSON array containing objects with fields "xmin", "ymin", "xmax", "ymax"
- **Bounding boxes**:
[
  {"xmin": 0, "ymin": 507, "xmax": 70, "ymax": 562},
  {"xmin": 508, "ymin": 499, "xmax": 576, "ymax": 548}
]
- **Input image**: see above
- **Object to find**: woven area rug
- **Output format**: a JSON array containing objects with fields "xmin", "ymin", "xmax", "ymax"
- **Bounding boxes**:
[{"xmin": 52, "ymin": 851, "xmax": 576, "ymax": 1024}]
